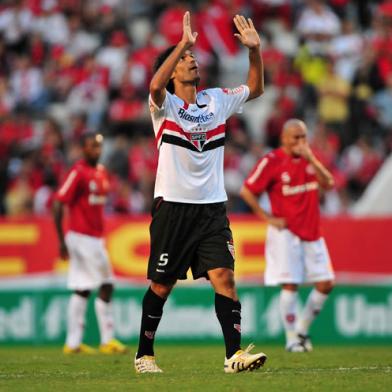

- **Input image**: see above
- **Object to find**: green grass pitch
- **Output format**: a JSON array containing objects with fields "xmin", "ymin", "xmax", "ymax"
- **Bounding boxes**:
[{"xmin": 0, "ymin": 345, "xmax": 391, "ymax": 392}]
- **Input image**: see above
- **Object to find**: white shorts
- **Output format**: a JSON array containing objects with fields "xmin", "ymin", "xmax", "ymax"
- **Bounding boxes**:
[
  {"xmin": 264, "ymin": 226, "xmax": 335, "ymax": 286},
  {"xmin": 65, "ymin": 231, "xmax": 114, "ymax": 290}
]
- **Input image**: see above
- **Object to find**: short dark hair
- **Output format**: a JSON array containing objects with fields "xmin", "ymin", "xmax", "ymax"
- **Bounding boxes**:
[
  {"xmin": 153, "ymin": 45, "xmax": 176, "ymax": 94},
  {"xmin": 79, "ymin": 132, "xmax": 102, "ymax": 147}
]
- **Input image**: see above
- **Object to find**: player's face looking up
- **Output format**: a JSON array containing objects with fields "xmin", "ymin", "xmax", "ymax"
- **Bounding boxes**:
[
  {"xmin": 82, "ymin": 134, "xmax": 103, "ymax": 166},
  {"xmin": 172, "ymin": 50, "xmax": 200, "ymax": 86}
]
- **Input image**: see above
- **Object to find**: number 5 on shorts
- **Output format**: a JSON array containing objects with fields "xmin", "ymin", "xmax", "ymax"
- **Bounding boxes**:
[{"xmin": 156, "ymin": 253, "xmax": 168, "ymax": 272}]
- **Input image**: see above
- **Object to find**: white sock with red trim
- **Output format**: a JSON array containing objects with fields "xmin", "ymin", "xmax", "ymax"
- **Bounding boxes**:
[
  {"xmin": 297, "ymin": 289, "xmax": 329, "ymax": 336},
  {"xmin": 66, "ymin": 294, "xmax": 87, "ymax": 349},
  {"xmin": 280, "ymin": 289, "xmax": 299, "ymax": 347},
  {"xmin": 95, "ymin": 297, "xmax": 114, "ymax": 344}
]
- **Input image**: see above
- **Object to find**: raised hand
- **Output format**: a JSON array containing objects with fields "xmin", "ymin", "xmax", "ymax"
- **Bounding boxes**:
[
  {"xmin": 181, "ymin": 11, "xmax": 198, "ymax": 49},
  {"xmin": 233, "ymin": 15, "xmax": 261, "ymax": 49},
  {"xmin": 294, "ymin": 142, "xmax": 315, "ymax": 162}
]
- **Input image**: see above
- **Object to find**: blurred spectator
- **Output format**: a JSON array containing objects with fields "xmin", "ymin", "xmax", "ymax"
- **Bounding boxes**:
[
  {"xmin": 340, "ymin": 135, "xmax": 384, "ymax": 200},
  {"xmin": 329, "ymin": 19, "xmax": 363, "ymax": 82},
  {"xmin": 10, "ymin": 54, "xmax": 47, "ymax": 112},
  {"xmin": 33, "ymin": 0, "xmax": 69, "ymax": 46},
  {"xmin": 296, "ymin": 0, "xmax": 341, "ymax": 52},
  {"xmin": 96, "ymin": 30, "xmax": 129, "ymax": 88},
  {"xmin": 316, "ymin": 58, "xmax": 351, "ymax": 144},
  {"xmin": 371, "ymin": 71, "xmax": 392, "ymax": 135},
  {"xmin": 0, "ymin": 0, "xmax": 33, "ymax": 52}
]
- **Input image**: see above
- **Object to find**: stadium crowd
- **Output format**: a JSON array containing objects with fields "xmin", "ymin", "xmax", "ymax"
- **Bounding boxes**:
[{"xmin": 0, "ymin": 0, "xmax": 391, "ymax": 216}]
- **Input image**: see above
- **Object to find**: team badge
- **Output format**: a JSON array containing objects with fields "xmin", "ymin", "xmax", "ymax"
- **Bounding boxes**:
[
  {"xmin": 281, "ymin": 172, "xmax": 290, "ymax": 183},
  {"xmin": 190, "ymin": 125, "xmax": 207, "ymax": 151},
  {"xmin": 227, "ymin": 240, "xmax": 235, "ymax": 260},
  {"xmin": 306, "ymin": 164, "xmax": 315, "ymax": 175},
  {"xmin": 234, "ymin": 324, "xmax": 241, "ymax": 333},
  {"xmin": 89, "ymin": 180, "xmax": 97, "ymax": 191}
]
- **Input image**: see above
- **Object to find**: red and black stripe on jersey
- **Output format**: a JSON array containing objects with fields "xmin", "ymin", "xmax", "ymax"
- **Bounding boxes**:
[{"xmin": 156, "ymin": 119, "xmax": 225, "ymax": 152}]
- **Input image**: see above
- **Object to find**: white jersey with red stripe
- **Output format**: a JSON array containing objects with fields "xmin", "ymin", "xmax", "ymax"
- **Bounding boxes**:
[{"xmin": 149, "ymin": 85, "xmax": 250, "ymax": 203}]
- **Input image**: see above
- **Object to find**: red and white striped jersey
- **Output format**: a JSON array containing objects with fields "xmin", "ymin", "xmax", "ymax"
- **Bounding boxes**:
[{"xmin": 149, "ymin": 85, "xmax": 249, "ymax": 203}]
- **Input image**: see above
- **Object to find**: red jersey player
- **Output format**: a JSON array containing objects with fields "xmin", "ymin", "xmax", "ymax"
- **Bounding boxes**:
[
  {"xmin": 53, "ymin": 133, "xmax": 127, "ymax": 355},
  {"xmin": 240, "ymin": 119, "xmax": 335, "ymax": 352}
]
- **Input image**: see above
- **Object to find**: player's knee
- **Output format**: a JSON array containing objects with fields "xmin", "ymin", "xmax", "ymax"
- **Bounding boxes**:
[
  {"xmin": 316, "ymin": 280, "xmax": 334, "ymax": 294},
  {"xmin": 281, "ymin": 283, "xmax": 298, "ymax": 292},
  {"xmin": 98, "ymin": 283, "xmax": 114, "ymax": 302},
  {"xmin": 75, "ymin": 290, "xmax": 91, "ymax": 298},
  {"xmin": 151, "ymin": 281, "xmax": 174, "ymax": 299}
]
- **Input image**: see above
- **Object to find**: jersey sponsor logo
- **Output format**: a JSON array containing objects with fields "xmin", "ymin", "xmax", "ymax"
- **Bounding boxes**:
[
  {"xmin": 222, "ymin": 86, "xmax": 244, "ymax": 95},
  {"xmin": 282, "ymin": 181, "xmax": 319, "ymax": 196},
  {"xmin": 227, "ymin": 239, "xmax": 235, "ymax": 260},
  {"xmin": 88, "ymin": 194, "xmax": 107, "ymax": 205},
  {"xmin": 177, "ymin": 108, "xmax": 214, "ymax": 123}
]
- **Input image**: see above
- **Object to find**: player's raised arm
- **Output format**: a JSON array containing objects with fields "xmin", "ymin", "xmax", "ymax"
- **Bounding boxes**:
[
  {"xmin": 233, "ymin": 15, "xmax": 264, "ymax": 101},
  {"xmin": 296, "ymin": 143, "xmax": 335, "ymax": 190},
  {"xmin": 149, "ymin": 11, "xmax": 198, "ymax": 107}
]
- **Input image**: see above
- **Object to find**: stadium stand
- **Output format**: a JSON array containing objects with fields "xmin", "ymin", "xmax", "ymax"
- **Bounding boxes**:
[{"xmin": 0, "ymin": 0, "xmax": 391, "ymax": 216}]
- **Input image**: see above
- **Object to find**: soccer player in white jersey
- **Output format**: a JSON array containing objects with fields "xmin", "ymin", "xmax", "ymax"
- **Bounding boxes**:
[
  {"xmin": 134, "ymin": 11, "xmax": 267, "ymax": 373},
  {"xmin": 240, "ymin": 119, "xmax": 335, "ymax": 352}
]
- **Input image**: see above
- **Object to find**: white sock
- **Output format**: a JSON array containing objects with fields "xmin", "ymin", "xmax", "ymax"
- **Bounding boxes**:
[
  {"xmin": 66, "ymin": 294, "xmax": 87, "ymax": 349},
  {"xmin": 297, "ymin": 289, "xmax": 329, "ymax": 336},
  {"xmin": 280, "ymin": 289, "xmax": 299, "ymax": 346},
  {"xmin": 95, "ymin": 297, "xmax": 114, "ymax": 344}
]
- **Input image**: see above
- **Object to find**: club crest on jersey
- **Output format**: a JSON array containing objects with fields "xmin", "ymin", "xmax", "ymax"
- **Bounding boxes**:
[
  {"xmin": 188, "ymin": 125, "xmax": 207, "ymax": 151},
  {"xmin": 306, "ymin": 164, "xmax": 316, "ymax": 175},
  {"xmin": 281, "ymin": 172, "xmax": 291, "ymax": 183},
  {"xmin": 89, "ymin": 180, "xmax": 97, "ymax": 191},
  {"xmin": 227, "ymin": 240, "xmax": 235, "ymax": 260}
]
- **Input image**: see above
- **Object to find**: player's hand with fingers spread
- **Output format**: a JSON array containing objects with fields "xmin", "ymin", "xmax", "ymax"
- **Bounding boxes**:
[
  {"xmin": 233, "ymin": 15, "xmax": 261, "ymax": 49},
  {"xmin": 180, "ymin": 11, "xmax": 198, "ymax": 49}
]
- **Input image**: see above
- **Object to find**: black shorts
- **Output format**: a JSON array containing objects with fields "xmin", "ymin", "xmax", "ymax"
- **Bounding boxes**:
[{"xmin": 148, "ymin": 197, "xmax": 235, "ymax": 284}]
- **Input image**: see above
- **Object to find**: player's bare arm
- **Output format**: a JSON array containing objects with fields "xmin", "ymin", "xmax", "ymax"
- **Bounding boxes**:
[
  {"xmin": 297, "ymin": 143, "xmax": 335, "ymax": 190},
  {"xmin": 52, "ymin": 199, "xmax": 69, "ymax": 259},
  {"xmin": 150, "ymin": 11, "xmax": 198, "ymax": 107},
  {"xmin": 240, "ymin": 185, "xmax": 286, "ymax": 230},
  {"xmin": 233, "ymin": 15, "xmax": 264, "ymax": 101}
]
